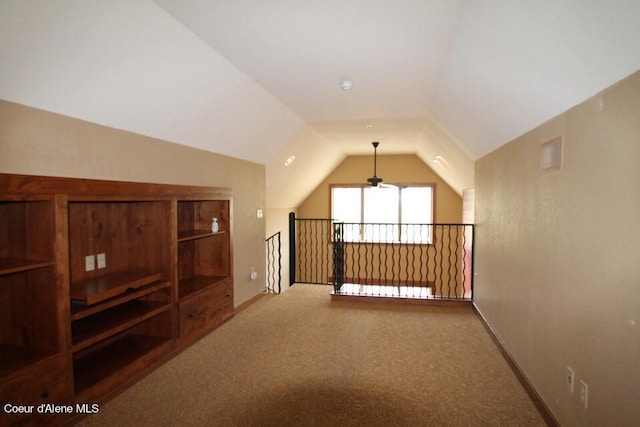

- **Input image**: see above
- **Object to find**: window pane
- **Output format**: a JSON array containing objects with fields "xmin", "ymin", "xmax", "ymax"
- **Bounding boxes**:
[
  {"xmin": 332, "ymin": 187, "xmax": 361, "ymax": 223},
  {"xmin": 363, "ymin": 187, "xmax": 398, "ymax": 223},
  {"xmin": 364, "ymin": 187, "xmax": 399, "ymax": 242},
  {"xmin": 332, "ymin": 187, "xmax": 362, "ymax": 241},
  {"xmin": 401, "ymin": 187, "xmax": 433, "ymax": 223},
  {"xmin": 401, "ymin": 187, "xmax": 433, "ymax": 243}
]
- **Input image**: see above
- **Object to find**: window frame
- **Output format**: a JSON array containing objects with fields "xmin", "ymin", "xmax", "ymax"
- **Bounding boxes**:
[{"xmin": 329, "ymin": 183, "xmax": 436, "ymax": 244}]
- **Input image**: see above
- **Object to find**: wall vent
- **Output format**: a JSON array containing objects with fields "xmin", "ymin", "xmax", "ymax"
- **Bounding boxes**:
[{"xmin": 540, "ymin": 136, "xmax": 563, "ymax": 171}]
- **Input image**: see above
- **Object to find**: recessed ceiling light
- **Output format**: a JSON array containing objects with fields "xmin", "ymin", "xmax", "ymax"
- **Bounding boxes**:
[
  {"xmin": 365, "ymin": 124, "xmax": 373, "ymax": 129},
  {"xmin": 432, "ymin": 154, "xmax": 449, "ymax": 167},
  {"xmin": 340, "ymin": 79, "xmax": 353, "ymax": 90},
  {"xmin": 284, "ymin": 155, "xmax": 295, "ymax": 166}
]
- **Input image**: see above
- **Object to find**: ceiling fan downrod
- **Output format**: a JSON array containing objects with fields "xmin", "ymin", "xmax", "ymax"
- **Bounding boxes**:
[{"xmin": 367, "ymin": 141, "xmax": 383, "ymax": 187}]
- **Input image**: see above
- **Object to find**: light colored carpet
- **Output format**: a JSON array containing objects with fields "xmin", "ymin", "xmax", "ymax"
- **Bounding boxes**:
[{"xmin": 77, "ymin": 284, "xmax": 545, "ymax": 426}]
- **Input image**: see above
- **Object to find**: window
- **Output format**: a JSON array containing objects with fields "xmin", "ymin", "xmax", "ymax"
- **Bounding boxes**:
[{"xmin": 331, "ymin": 184, "xmax": 434, "ymax": 243}]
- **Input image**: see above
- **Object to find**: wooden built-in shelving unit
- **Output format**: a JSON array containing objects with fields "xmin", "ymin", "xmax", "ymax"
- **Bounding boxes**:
[
  {"xmin": 176, "ymin": 199, "xmax": 233, "ymax": 346},
  {"xmin": 0, "ymin": 173, "xmax": 234, "ymax": 426}
]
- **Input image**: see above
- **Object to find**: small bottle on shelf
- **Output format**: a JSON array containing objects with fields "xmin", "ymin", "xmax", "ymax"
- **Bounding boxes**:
[{"xmin": 211, "ymin": 217, "xmax": 219, "ymax": 233}]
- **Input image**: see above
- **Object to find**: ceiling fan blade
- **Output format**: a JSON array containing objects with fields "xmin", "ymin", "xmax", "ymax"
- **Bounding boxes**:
[{"xmin": 379, "ymin": 182, "xmax": 398, "ymax": 189}]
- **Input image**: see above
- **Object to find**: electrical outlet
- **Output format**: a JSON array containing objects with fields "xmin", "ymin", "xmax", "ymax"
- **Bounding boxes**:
[
  {"xmin": 85, "ymin": 255, "xmax": 95, "ymax": 272},
  {"xmin": 566, "ymin": 367, "xmax": 574, "ymax": 393},
  {"xmin": 579, "ymin": 380, "xmax": 588, "ymax": 409},
  {"xmin": 97, "ymin": 253, "xmax": 106, "ymax": 269}
]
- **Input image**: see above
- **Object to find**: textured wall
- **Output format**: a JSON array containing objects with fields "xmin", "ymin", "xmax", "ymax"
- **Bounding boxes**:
[
  {"xmin": 475, "ymin": 70, "xmax": 640, "ymax": 425},
  {"xmin": 0, "ymin": 99, "xmax": 266, "ymax": 307}
]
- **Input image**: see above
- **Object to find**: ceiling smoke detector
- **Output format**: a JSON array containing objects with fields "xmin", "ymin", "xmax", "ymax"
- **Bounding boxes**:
[{"xmin": 340, "ymin": 79, "xmax": 353, "ymax": 90}]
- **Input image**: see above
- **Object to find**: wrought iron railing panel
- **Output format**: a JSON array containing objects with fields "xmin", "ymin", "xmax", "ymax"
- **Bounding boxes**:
[
  {"xmin": 290, "ymin": 213, "xmax": 474, "ymax": 300},
  {"xmin": 265, "ymin": 231, "xmax": 281, "ymax": 293}
]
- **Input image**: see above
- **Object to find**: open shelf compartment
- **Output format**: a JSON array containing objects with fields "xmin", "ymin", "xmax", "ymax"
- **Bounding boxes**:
[
  {"xmin": 72, "ymin": 309, "xmax": 173, "ymax": 401},
  {"xmin": 71, "ymin": 298, "xmax": 171, "ymax": 352}
]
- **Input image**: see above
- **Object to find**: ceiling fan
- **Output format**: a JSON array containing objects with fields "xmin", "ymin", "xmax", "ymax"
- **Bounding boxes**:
[{"xmin": 366, "ymin": 141, "xmax": 385, "ymax": 187}]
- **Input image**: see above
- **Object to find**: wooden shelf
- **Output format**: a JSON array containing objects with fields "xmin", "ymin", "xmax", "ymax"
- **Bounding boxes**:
[
  {"xmin": 71, "ymin": 280, "xmax": 170, "ymax": 321},
  {"xmin": 0, "ymin": 344, "xmax": 57, "ymax": 379},
  {"xmin": 0, "ymin": 257, "xmax": 54, "ymax": 276},
  {"xmin": 71, "ymin": 301, "xmax": 171, "ymax": 353},
  {"xmin": 179, "ymin": 275, "xmax": 229, "ymax": 300},
  {"xmin": 178, "ymin": 229, "xmax": 225, "ymax": 242},
  {"xmin": 73, "ymin": 334, "xmax": 172, "ymax": 399},
  {"xmin": 70, "ymin": 271, "xmax": 162, "ymax": 306}
]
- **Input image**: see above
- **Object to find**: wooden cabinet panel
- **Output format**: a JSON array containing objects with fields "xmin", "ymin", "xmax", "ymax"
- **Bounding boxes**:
[
  {"xmin": 0, "ymin": 355, "xmax": 70, "ymax": 404},
  {"xmin": 1, "ymin": 199, "xmax": 60, "ymax": 377},
  {"xmin": 0, "ymin": 355, "xmax": 71, "ymax": 426},
  {"xmin": 179, "ymin": 279, "xmax": 233, "ymax": 344}
]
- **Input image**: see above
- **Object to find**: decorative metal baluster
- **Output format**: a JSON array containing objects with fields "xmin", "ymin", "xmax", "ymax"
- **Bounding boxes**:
[
  {"xmin": 318, "ymin": 220, "xmax": 324, "ymax": 284},
  {"xmin": 300, "ymin": 220, "xmax": 305, "ymax": 283},
  {"xmin": 310, "ymin": 220, "xmax": 317, "ymax": 283},
  {"xmin": 265, "ymin": 232, "xmax": 282, "ymax": 294},
  {"xmin": 296, "ymin": 219, "xmax": 303, "ymax": 282},
  {"xmin": 346, "ymin": 224, "xmax": 353, "ymax": 288},
  {"xmin": 376, "ymin": 224, "xmax": 382, "ymax": 292},
  {"xmin": 332, "ymin": 221, "xmax": 344, "ymax": 292},
  {"xmin": 276, "ymin": 231, "xmax": 282, "ymax": 293},
  {"xmin": 436, "ymin": 225, "xmax": 443, "ymax": 298},
  {"xmin": 399, "ymin": 224, "xmax": 405, "ymax": 295},
  {"xmin": 325, "ymin": 219, "xmax": 331, "ymax": 284},
  {"xmin": 462, "ymin": 225, "xmax": 468, "ymax": 298},
  {"xmin": 412, "ymin": 225, "xmax": 419, "ymax": 294},
  {"xmin": 382, "ymin": 224, "xmax": 386, "ymax": 290},
  {"xmin": 364, "ymin": 223, "xmax": 370, "ymax": 286},
  {"xmin": 451, "ymin": 225, "xmax": 459, "ymax": 298},
  {"xmin": 425, "ymin": 224, "xmax": 431, "ymax": 296},
  {"xmin": 444, "ymin": 225, "xmax": 450, "ymax": 298},
  {"xmin": 418, "ymin": 225, "xmax": 424, "ymax": 297}
]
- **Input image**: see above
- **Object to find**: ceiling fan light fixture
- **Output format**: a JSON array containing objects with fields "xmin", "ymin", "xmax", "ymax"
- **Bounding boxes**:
[{"xmin": 367, "ymin": 176, "xmax": 383, "ymax": 187}]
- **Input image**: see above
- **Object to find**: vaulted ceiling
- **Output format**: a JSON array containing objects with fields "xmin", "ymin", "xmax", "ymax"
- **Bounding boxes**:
[{"xmin": 1, "ymin": 1, "xmax": 639, "ymax": 208}]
